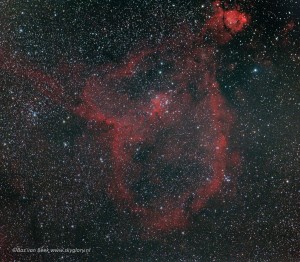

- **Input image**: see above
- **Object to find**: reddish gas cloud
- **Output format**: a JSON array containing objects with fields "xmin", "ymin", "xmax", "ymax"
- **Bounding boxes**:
[
  {"xmin": 74, "ymin": 47, "xmax": 236, "ymax": 236},
  {"xmin": 201, "ymin": 0, "xmax": 250, "ymax": 44},
  {"xmin": 0, "ymin": 1, "xmax": 248, "ymax": 237}
]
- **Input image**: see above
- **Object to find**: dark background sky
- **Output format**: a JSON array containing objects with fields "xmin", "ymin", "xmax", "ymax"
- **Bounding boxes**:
[{"xmin": 0, "ymin": 0, "xmax": 299, "ymax": 261}]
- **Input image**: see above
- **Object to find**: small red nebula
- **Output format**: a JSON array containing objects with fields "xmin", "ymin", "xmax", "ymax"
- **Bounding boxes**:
[
  {"xmin": 224, "ymin": 10, "xmax": 249, "ymax": 34},
  {"xmin": 201, "ymin": 1, "xmax": 250, "ymax": 44},
  {"xmin": 281, "ymin": 20, "xmax": 297, "ymax": 46}
]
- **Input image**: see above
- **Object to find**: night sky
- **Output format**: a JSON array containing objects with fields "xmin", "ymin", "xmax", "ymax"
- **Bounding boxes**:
[{"xmin": 0, "ymin": 0, "xmax": 299, "ymax": 261}]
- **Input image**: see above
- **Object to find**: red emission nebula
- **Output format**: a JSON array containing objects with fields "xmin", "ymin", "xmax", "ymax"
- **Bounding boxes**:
[{"xmin": 1, "ymin": 1, "xmax": 249, "ymax": 237}]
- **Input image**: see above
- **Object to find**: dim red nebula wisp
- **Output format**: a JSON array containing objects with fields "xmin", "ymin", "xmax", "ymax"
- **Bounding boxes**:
[{"xmin": 0, "ymin": 2, "xmax": 249, "ymax": 237}]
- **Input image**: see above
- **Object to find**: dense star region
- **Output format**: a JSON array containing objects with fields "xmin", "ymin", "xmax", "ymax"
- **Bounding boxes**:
[{"xmin": 0, "ymin": 0, "xmax": 299, "ymax": 261}]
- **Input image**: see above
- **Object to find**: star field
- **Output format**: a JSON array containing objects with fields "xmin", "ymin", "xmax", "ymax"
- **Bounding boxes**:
[{"xmin": 0, "ymin": 0, "xmax": 299, "ymax": 261}]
